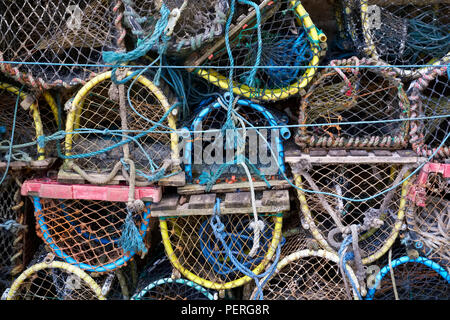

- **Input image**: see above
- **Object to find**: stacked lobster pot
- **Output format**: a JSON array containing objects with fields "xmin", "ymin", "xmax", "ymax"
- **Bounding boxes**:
[
  {"xmin": 0, "ymin": 0, "xmax": 448, "ymax": 301},
  {"xmin": 146, "ymin": 0, "xmax": 329, "ymax": 297}
]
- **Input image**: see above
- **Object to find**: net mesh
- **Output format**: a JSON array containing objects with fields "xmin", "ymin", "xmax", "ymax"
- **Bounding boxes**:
[
  {"xmin": 64, "ymin": 74, "xmax": 177, "ymax": 183},
  {"xmin": 0, "ymin": 83, "xmax": 58, "ymax": 161},
  {"xmin": 160, "ymin": 212, "xmax": 282, "ymax": 289},
  {"xmin": 193, "ymin": 0, "xmax": 325, "ymax": 101},
  {"xmin": 34, "ymin": 198, "xmax": 152, "ymax": 273},
  {"xmin": 342, "ymin": 0, "xmax": 450, "ymax": 78},
  {"xmin": 127, "ymin": 0, "xmax": 230, "ymax": 57},
  {"xmin": 0, "ymin": 0, "xmax": 121, "ymax": 89},
  {"xmin": 294, "ymin": 163, "xmax": 409, "ymax": 263},
  {"xmin": 406, "ymin": 167, "xmax": 449, "ymax": 272},
  {"xmin": 295, "ymin": 57, "xmax": 410, "ymax": 151},
  {"xmin": 133, "ymin": 254, "xmax": 215, "ymax": 300},
  {"xmin": 409, "ymin": 65, "xmax": 449, "ymax": 159}
]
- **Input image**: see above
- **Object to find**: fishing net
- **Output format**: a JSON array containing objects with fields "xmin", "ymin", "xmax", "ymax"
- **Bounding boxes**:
[
  {"xmin": 4, "ymin": 258, "xmax": 106, "ymax": 300},
  {"xmin": 159, "ymin": 210, "xmax": 283, "ymax": 290},
  {"xmin": 190, "ymin": 0, "xmax": 327, "ymax": 101},
  {"xmin": 0, "ymin": 175, "xmax": 32, "ymax": 292},
  {"xmin": 408, "ymin": 65, "xmax": 449, "ymax": 159},
  {"xmin": 406, "ymin": 163, "xmax": 449, "ymax": 272},
  {"xmin": 292, "ymin": 163, "xmax": 411, "ymax": 265},
  {"xmin": 341, "ymin": 0, "xmax": 450, "ymax": 78},
  {"xmin": 366, "ymin": 251, "xmax": 449, "ymax": 300},
  {"xmin": 24, "ymin": 179, "xmax": 159, "ymax": 273},
  {"xmin": 249, "ymin": 247, "xmax": 361, "ymax": 300},
  {"xmin": 63, "ymin": 71, "xmax": 179, "ymax": 185},
  {"xmin": 0, "ymin": 82, "xmax": 59, "ymax": 162},
  {"xmin": 295, "ymin": 57, "xmax": 410, "ymax": 151},
  {"xmin": 132, "ymin": 254, "xmax": 217, "ymax": 300},
  {"xmin": 0, "ymin": 0, "xmax": 122, "ymax": 89},
  {"xmin": 124, "ymin": 0, "xmax": 230, "ymax": 58},
  {"xmin": 183, "ymin": 96, "xmax": 289, "ymax": 188}
]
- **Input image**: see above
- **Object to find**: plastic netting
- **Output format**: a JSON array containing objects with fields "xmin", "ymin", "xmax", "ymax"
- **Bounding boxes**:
[
  {"xmin": 409, "ymin": 65, "xmax": 449, "ymax": 159},
  {"xmin": 125, "ymin": 0, "xmax": 230, "ymax": 58},
  {"xmin": 406, "ymin": 165, "xmax": 449, "ymax": 272},
  {"xmin": 63, "ymin": 72, "xmax": 178, "ymax": 184},
  {"xmin": 132, "ymin": 254, "xmax": 216, "ymax": 300},
  {"xmin": 341, "ymin": 0, "xmax": 450, "ymax": 78},
  {"xmin": 293, "ymin": 163, "xmax": 411, "ymax": 265},
  {"xmin": 192, "ymin": 0, "xmax": 326, "ymax": 101},
  {"xmin": 0, "ymin": 83, "xmax": 59, "ymax": 162},
  {"xmin": 249, "ymin": 247, "xmax": 361, "ymax": 300},
  {"xmin": 184, "ymin": 97, "xmax": 289, "ymax": 186},
  {"xmin": 159, "ymin": 212, "xmax": 283, "ymax": 290},
  {"xmin": 366, "ymin": 249, "xmax": 449, "ymax": 300},
  {"xmin": 0, "ymin": 0, "xmax": 122, "ymax": 89},
  {"xmin": 32, "ymin": 197, "xmax": 153, "ymax": 273},
  {"xmin": 0, "ymin": 175, "xmax": 28, "ymax": 292},
  {"xmin": 295, "ymin": 57, "xmax": 410, "ymax": 151}
]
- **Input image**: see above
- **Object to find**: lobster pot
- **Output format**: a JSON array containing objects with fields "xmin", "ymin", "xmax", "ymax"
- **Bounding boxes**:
[
  {"xmin": 132, "ymin": 254, "xmax": 216, "ymax": 300},
  {"xmin": 4, "ymin": 260, "xmax": 106, "ymax": 300},
  {"xmin": 192, "ymin": 0, "xmax": 326, "ymax": 101},
  {"xmin": 409, "ymin": 66, "xmax": 449, "ymax": 159},
  {"xmin": 249, "ymin": 249, "xmax": 361, "ymax": 300},
  {"xmin": 22, "ymin": 179, "xmax": 161, "ymax": 273},
  {"xmin": 366, "ymin": 255, "xmax": 449, "ymax": 300},
  {"xmin": 159, "ymin": 212, "xmax": 283, "ymax": 290},
  {"xmin": 0, "ymin": 83, "xmax": 59, "ymax": 162},
  {"xmin": 0, "ymin": 175, "xmax": 36, "ymax": 292},
  {"xmin": 184, "ymin": 98, "xmax": 289, "ymax": 185},
  {"xmin": 295, "ymin": 57, "xmax": 410, "ymax": 151},
  {"xmin": 0, "ymin": 0, "xmax": 121, "ymax": 89},
  {"xmin": 406, "ymin": 163, "xmax": 449, "ymax": 272},
  {"xmin": 126, "ymin": 0, "xmax": 230, "ymax": 57},
  {"xmin": 341, "ymin": 0, "xmax": 450, "ymax": 78},
  {"xmin": 63, "ymin": 72, "xmax": 179, "ymax": 185},
  {"xmin": 293, "ymin": 162, "xmax": 410, "ymax": 265}
]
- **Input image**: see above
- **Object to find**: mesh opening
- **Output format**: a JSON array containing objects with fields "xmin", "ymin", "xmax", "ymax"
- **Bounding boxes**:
[
  {"xmin": 409, "ymin": 66, "xmax": 449, "ymax": 158},
  {"xmin": 196, "ymin": 0, "xmax": 323, "ymax": 101},
  {"xmin": 133, "ymin": 256, "xmax": 214, "ymax": 300},
  {"xmin": 373, "ymin": 260, "xmax": 449, "ymax": 300},
  {"xmin": 342, "ymin": 0, "xmax": 450, "ymax": 76},
  {"xmin": 255, "ymin": 249, "xmax": 355, "ymax": 300},
  {"xmin": 9, "ymin": 263, "xmax": 103, "ymax": 300},
  {"xmin": 296, "ymin": 59, "xmax": 410, "ymax": 150},
  {"xmin": 161, "ymin": 213, "xmax": 281, "ymax": 288},
  {"xmin": 407, "ymin": 171, "xmax": 449, "ymax": 271},
  {"xmin": 0, "ymin": 0, "xmax": 120, "ymax": 88},
  {"xmin": 35, "ymin": 198, "xmax": 152, "ymax": 272},
  {"xmin": 296, "ymin": 163, "xmax": 408, "ymax": 261},
  {"xmin": 186, "ymin": 99, "xmax": 286, "ymax": 183}
]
